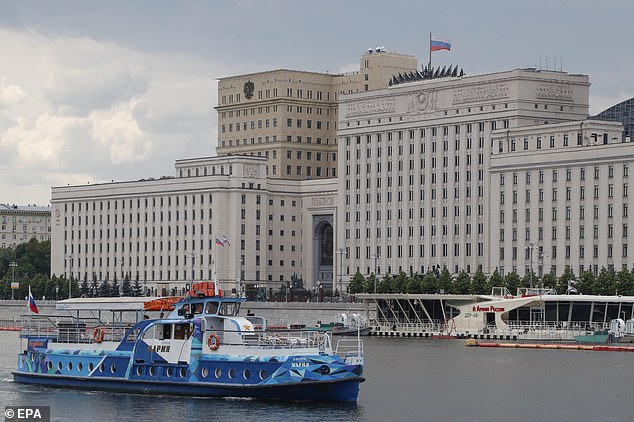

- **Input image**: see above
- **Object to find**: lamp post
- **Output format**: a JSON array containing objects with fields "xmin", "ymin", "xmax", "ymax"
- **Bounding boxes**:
[
  {"xmin": 9, "ymin": 261, "xmax": 17, "ymax": 300},
  {"xmin": 371, "ymin": 254, "xmax": 379, "ymax": 294},
  {"xmin": 526, "ymin": 244, "xmax": 535, "ymax": 290},
  {"xmin": 236, "ymin": 256, "xmax": 244, "ymax": 298},
  {"xmin": 65, "ymin": 255, "xmax": 74, "ymax": 299},
  {"xmin": 55, "ymin": 285, "xmax": 59, "ymax": 301},
  {"xmin": 337, "ymin": 248, "xmax": 344, "ymax": 302}
]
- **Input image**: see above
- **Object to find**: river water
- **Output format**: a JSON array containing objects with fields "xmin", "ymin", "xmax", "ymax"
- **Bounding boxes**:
[{"xmin": 1, "ymin": 331, "xmax": 632, "ymax": 422}]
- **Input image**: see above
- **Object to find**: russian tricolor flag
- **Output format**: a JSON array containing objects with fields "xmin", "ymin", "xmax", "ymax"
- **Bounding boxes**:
[
  {"xmin": 28, "ymin": 286, "xmax": 39, "ymax": 314},
  {"xmin": 431, "ymin": 38, "xmax": 451, "ymax": 52}
]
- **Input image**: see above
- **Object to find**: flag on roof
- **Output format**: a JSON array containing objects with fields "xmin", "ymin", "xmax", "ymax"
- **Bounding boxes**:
[
  {"xmin": 431, "ymin": 38, "xmax": 451, "ymax": 51},
  {"xmin": 215, "ymin": 237, "xmax": 224, "ymax": 246}
]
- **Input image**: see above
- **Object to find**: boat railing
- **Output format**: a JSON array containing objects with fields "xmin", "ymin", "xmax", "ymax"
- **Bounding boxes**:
[
  {"xmin": 19, "ymin": 314, "xmax": 136, "ymax": 344},
  {"xmin": 335, "ymin": 337, "xmax": 364, "ymax": 366},
  {"xmin": 205, "ymin": 329, "xmax": 332, "ymax": 351}
]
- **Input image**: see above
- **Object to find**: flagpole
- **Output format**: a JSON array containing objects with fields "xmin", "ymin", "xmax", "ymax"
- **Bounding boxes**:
[{"xmin": 428, "ymin": 32, "xmax": 432, "ymax": 70}]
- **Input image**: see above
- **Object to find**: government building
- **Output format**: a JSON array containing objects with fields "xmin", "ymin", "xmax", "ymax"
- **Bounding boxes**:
[{"xmin": 49, "ymin": 49, "xmax": 634, "ymax": 295}]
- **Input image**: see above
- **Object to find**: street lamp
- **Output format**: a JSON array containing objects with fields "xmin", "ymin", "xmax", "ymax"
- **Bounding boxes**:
[
  {"xmin": 9, "ymin": 261, "xmax": 17, "ymax": 300},
  {"xmin": 337, "ymin": 248, "xmax": 344, "ymax": 302},
  {"xmin": 236, "ymin": 256, "xmax": 245, "ymax": 298},
  {"xmin": 65, "ymin": 255, "xmax": 74, "ymax": 299},
  {"xmin": 526, "ymin": 244, "xmax": 535, "ymax": 290},
  {"xmin": 371, "ymin": 254, "xmax": 379, "ymax": 294}
]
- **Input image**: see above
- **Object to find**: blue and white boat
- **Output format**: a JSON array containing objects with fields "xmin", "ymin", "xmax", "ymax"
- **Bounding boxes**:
[{"xmin": 13, "ymin": 283, "xmax": 365, "ymax": 402}]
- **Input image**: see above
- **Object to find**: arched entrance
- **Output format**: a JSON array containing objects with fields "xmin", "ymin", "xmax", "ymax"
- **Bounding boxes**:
[{"xmin": 312, "ymin": 215, "xmax": 333, "ymax": 295}]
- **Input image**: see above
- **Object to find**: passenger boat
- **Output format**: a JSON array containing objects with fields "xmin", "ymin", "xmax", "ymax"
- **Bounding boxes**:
[
  {"xmin": 306, "ymin": 313, "xmax": 371, "ymax": 336},
  {"xmin": 13, "ymin": 282, "xmax": 365, "ymax": 402},
  {"xmin": 357, "ymin": 287, "xmax": 634, "ymax": 341}
]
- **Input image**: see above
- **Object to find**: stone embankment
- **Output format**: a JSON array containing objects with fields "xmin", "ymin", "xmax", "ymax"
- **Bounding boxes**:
[{"xmin": 0, "ymin": 300, "xmax": 366, "ymax": 328}]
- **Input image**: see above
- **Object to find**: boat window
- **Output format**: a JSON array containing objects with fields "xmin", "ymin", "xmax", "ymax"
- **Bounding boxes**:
[
  {"xmin": 205, "ymin": 301, "xmax": 219, "ymax": 314},
  {"xmin": 192, "ymin": 303, "xmax": 204, "ymax": 315},
  {"xmin": 159, "ymin": 324, "xmax": 172, "ymax": 340},
  {"xmin": 201, "ymin": 367, "xmax": 209, "ymax": 378},
  {"xmin": 219, "ymin": 302, "xmax": 239, "ymax": 316},
  {"xmin": 174, "ymin": 323, "xmax": 193, "ymax": 340}
]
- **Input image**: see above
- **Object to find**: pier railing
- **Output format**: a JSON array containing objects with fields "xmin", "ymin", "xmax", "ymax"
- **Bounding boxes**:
[{"xmin": 493, "ymin": 321, "xmax": 610, "ymax": 341}]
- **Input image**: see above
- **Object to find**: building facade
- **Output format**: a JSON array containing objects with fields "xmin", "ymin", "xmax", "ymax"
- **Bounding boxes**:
[
  {"xmin": 0, "ymin": 204, "xmax": 51, "ymax": 248},
  {"xmin": 50, "ymin": 156, "xmax": 338, "ymax": 295},
  {"xmin": 215, "ymin": 51, "xmax": 417, "ymax": 181},
  {"xmin": 50, "ymin": 53, "xmax": 634, "ymax": 295},
  {"xmin": 336, "ymin": 68, "xmax": 625, "ymax": 279},
  {"xmin": 490, "ymin": 119, "xmax": 631, "ymax": 277}
]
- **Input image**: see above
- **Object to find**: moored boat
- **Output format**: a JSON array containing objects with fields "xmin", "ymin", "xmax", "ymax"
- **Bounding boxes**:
[{"xmin": 13, "ymin": 283, "xmax": 365, "ymax": 402}]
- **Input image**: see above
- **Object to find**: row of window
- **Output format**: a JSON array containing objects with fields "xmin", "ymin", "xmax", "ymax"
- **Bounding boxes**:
[
  {"xmin": 501, "ymin": 244, "xmax": 630, "ymax": 260},
  {"xmin": 500, "ymin": 165, "xmax": 629, "ymax": 185},
  {"xmin": 500, "ymin": 204, "xmax": 630, "ymax": 223},
  {"xmin": 501, "ymin": 185, "xmax": 629, "ymax": 204},
  {"xmin": 220, "ymin": 87, "xmax": 330, "ymax": 104},
  {"xmin": 501, "ymin": 224, "xmax": 629, "ymax": 241}
]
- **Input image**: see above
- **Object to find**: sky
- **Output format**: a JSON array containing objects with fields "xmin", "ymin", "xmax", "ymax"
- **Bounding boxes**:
[{"xmin": 0, "ymin": 1, "xmax": 632, "ymax": 206}]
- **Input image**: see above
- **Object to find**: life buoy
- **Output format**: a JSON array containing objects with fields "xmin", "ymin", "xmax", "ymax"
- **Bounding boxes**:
[
  {"xmin": 93, "ymin": 327, "xmax": 105, "ymax": 343},
  {"xmin": 208, "ymin": 333, "xmax": 220, "ymax": 350}
]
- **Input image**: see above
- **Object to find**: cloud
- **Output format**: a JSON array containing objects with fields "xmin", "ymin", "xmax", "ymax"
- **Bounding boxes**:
[
  {"xmin": 0, "ymin": 28, "xmax": 221, "ymax": 204},
  {"xmin": 44, "ymin": 62, "xmax": 151, "ymax": 116}
]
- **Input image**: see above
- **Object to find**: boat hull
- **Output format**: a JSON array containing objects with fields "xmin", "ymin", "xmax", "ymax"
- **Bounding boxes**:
[{"xmin": 12, "ymin": 371, "xmax": 364, "ymax": 402}]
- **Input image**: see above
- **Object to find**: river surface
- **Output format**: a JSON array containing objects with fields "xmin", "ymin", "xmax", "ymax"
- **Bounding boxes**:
[{"xmin": 1, "ymin": 331, "xmax": 632, "ymax": 422}]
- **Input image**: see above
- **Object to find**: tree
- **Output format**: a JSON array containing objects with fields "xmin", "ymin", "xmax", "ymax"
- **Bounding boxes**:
[
  {"xmin": 556, "ymin": 267, "xmax": 576, "ymax": 294},
  {"xmin": 100, "ymin": 279, "xmax": 111, "ymax": 297},
  {"xmin": 505, "ymin": 272, "xmax": 521, "ymax": 295},
  {"xmin": 471, "ymin": 270, "xmax": 489, "ymax": 295},
  {"xmin": 488, "ymin": 269, "xmax": 504, "ymax": 291},
  {"xmin": 392, "ymin": 271, "xmax": 408, "ymax": 293},
  {"xmin": 577, "ymin": 270, "xmax": 595, "ymax": 294},
  {"xmin": 454, "ymin": 271, "xmax": 471, "ymax": 294},
  {"xmin": 132, "ymin": 273, "xmax": 143, "ymax": 297},
  {"xmin": 437, "ymin": 267, "xmax": 453, "ymax": 293},
  {"xmin": 80, "ymin": 273, "xmax": 89, "ymax": 297},
  {"xmin": 421, "ymin": 271, "xmax": 437, "ymax": 294},
  {"xmin": 122, "ymin": 273, "xmax": 133, "ymax": 296},
  {"xmin": 406, "ymin": 273, "xmax": 423, "ymax": 294},
  {"xmin": 348, "ymin": 271, "xmax": 366, "ymax": 294},
  {"xmin": 616, "ymin": 269, "xmax": 634, "ymax": 296}
]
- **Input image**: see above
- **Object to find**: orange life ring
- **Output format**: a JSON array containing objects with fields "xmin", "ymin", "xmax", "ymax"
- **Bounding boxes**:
[
  {"xmin": 207, "ymin": 333, "xmax": 220, "ymax": 350},
  {"xmin": 93, "ymin": 327, "xmax": 105, "ymax": 343}
]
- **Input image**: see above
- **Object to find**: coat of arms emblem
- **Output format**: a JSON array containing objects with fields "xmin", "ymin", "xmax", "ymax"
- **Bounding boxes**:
[{"xmin": 243, "ymin": 81, "xmax": 254, "ymax": 99}]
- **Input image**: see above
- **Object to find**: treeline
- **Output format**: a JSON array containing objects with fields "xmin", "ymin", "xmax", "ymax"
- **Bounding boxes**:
[
  {"xmin": 0, "ymin": 239, "xmax": 144, "ymax": 300},
  {"xmin": 348, "ymin": 266, "xmax": 634, "ymax": 296}
]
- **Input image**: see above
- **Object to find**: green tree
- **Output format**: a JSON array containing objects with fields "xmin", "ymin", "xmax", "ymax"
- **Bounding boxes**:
[
  {"xmin": 437, "ymin": 267, "xmax": 453, "ymax": 293},
  {"xmin": 471, "ymin": 270, "xmax": 489, "ymax": 294},
  {"xmin": 505, "ymin": 272, "xmax": 521, "ymax": 295},
  {"xmin": 122, "ymin": 273, "xmax": 133, "ymax": 296},
  {"xmin": 454, "ymin": 271, "xmax": 471, "ymax": 294},
  {"xmin": 556, "ymin": 267, "xmax": 576, "ymax": 294},
  {"xmin": 80, "ymin": 273, "xmax": 89, "ymax": 297},
  {"xmin": 392, "ymin": 271, "xmax": 408, "ymax": 293},
  {"xmin": 594, "ymin": 267, "xmax": 616, "ymax": 295},
  {"xmin": 348, "ymin": 271, "xmax": 366, "ymax": 294},
  {"xmin": 616, "ymin": 269, "xmax": 634, "ymax": 296},
  {"xmin": 577, "ymin": 269, "xmax": 595, "ymax": 294},
  {"xmin": 488, "ymin": 269, "xmax": 504, "ymax": 291},
  {"xmin": 406, "ymin": 273, "xmax": 423, "ymax": 293},
  {"xmin": 421, "ymin": 271, "xmax": 437, "ymax": 294},
  {"xmin": 100, "ymin": 279, "xmax": 111, "ymax": 297}
]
